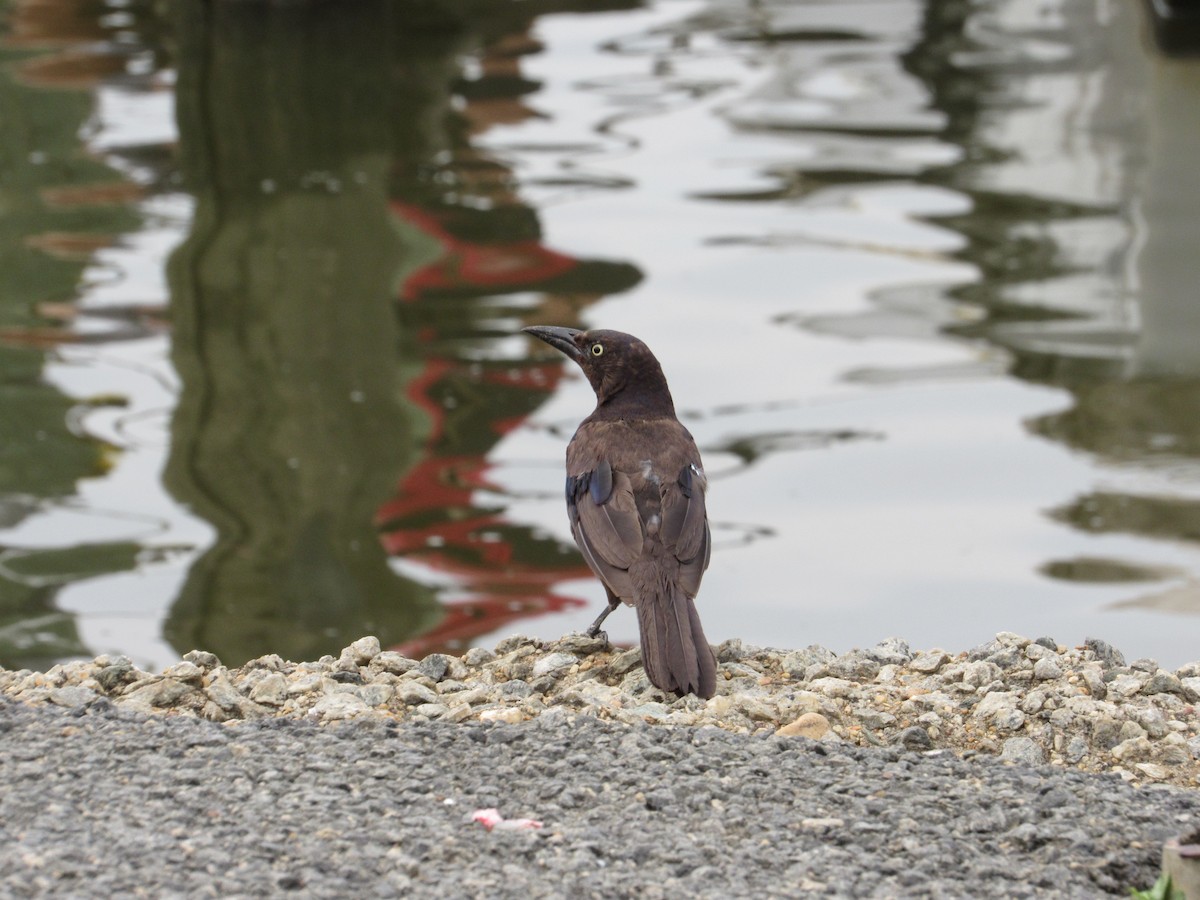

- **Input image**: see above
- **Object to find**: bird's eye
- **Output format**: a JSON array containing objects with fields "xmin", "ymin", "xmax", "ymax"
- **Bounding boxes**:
[{"xmin": 590, "ymin": 343, "xmax": 604, "ymax": 357}]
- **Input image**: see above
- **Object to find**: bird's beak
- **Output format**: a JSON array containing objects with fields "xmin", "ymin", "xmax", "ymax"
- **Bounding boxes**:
[{"xmin": 522, "ymin": 325, "xmax": 584, "ymax": 363}]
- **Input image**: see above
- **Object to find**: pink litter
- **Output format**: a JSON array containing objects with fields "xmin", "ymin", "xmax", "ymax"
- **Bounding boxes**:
[{"xmin": 470, "ymin": 808, "xmax": 544, "ymax": 832}]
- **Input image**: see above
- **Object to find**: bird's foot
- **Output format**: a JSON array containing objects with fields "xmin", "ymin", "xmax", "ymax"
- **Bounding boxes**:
[{"xmin": 584, "ymin": 627, "xmax": 609, "ymax": 646}]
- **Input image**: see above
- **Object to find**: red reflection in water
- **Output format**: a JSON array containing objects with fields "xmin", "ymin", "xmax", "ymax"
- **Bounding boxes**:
[
  {"xmin": 396, "ymin": 204, "xmax": 580, "ymax": 302},
  {"xmin": 377, "ymin": 208, "xmax": 595, "ymax": 653}
]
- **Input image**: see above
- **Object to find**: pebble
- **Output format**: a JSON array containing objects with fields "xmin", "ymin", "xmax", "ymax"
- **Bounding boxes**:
[
  {"xmin": 414, "ymin": 654, "xmax": 452, "ymax": 682},
  {"xmin": 46, "ymin": 685, "xmax": 96, "ymax": 708},
  {"xmin": 346, "ymin": 636, "xmax": 381, "ymax": 665},
  {"xmin": 896, "ymin": 726, "xmax": 933, "ymax": 751},
  {"xmin": 1001, "ymin": 737, "xmax": 1046, "ymax": 765},
  {"xmin": 3, "ymin": 631, "xmax": 1198, "ymax": 788},
  {"xmin": 479, "ymin": 707, "xmax": 523, "ymax": 724},
  {"xmin": 531, "ymin": 652, "xmax": 577, "ymax": 679},
  {"xmin": 777, "ymin": 712, "xmax": 831, "ymax": 739},
  {"xmin": 310, "ymin": 693, "xmax": 369, "ymax": 721},
  {"xmin": 910, "ymin": 650, "xmax": 950, "ymax": 674}
]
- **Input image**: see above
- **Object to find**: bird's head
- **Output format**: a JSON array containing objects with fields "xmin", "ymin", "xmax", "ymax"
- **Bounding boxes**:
[{"xmin": 522, "ymin": 325, "xmax": 675, "ymax": 415}]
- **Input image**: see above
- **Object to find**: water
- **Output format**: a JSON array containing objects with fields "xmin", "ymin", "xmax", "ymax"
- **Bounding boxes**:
[{"xmin": 1, "ymin": 0, "xmax": 1198, "ymax": 672}]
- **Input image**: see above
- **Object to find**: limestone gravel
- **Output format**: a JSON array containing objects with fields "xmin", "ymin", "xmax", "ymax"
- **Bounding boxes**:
[{"xmin": 4, "ymin": 631, "xmax": 1196, "ymax": 789}]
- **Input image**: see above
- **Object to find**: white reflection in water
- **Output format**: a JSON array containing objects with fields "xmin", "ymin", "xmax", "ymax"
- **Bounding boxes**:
[{"xmin": 488, "ymin": 0, "xmax": 1200, "ymax": 666}]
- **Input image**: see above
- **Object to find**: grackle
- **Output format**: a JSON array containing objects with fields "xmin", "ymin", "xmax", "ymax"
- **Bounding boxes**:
[{"xmin": 523, "ymin": 326, "xmax": 717, "ymax": 699}]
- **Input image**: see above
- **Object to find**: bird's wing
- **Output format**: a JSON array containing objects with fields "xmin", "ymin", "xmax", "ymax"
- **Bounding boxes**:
[
  {"xmin": 567, "ymin": 460, "xmax": 642, "ymax": 601},
  {"xmin": 659, "ymin": 463, "xmax": 710, "ymax": 597}
]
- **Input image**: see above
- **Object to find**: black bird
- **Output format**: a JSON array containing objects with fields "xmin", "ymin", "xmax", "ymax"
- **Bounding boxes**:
[{"xmin": 523, "ymin": 325, "xmax": 717, "ymax": 699}]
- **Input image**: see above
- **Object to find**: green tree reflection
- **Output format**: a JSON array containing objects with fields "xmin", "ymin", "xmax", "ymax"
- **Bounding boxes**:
[{"xmin": 162, "ymin": 2, "xmax": 451, "ymax": 663}]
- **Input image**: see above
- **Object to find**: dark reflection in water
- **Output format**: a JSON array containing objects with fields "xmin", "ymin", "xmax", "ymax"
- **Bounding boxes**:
[{"xmin": 162, "ymin": 0, "xmax": 640, "ymax": 664}]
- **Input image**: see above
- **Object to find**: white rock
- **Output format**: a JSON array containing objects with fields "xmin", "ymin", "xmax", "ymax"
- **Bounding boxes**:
[
  {"xmin": 360, "ymin": 684, "xmax": 393, "ymax": 707},
  {"xmin": 532, "ymin": 653, "xmax": 577, "ymax": 679},
  {"xmin": 162, "ymin": 661, "xmax": 204, "ymax": 683},
  {"xmin": 1180, "ymin": 676, "xmax": 1200, "ymax": 702},
  {"xmin": 962, "ymin": 661, "xmax": 1001, "ymax": 687},
  {"xmin": 909, "ymin": 651, "xmax": 950, "ymax": 674},
  {"xmin": 1032, "ymin": 657, "xmax": 1063, "ymax": 681},
  {"xmin": 973, "ymin": 691, "xmax": 1018, "ymax": 721},
  {"xmin": 1109, "ymin": 674, "xmax": 1148, "ymax": 698},
  {"xmin": 396, "ymin": 682, "xmax": 438, "ymax": 706},
  {"xmin": 479, "ymin": 707, "xmax": 523, "ymax": 724},
  {"xmin": 249, "ymin": 673, "xmax": 289, "ymax": 707},
  {"xmin": 310, "ymin": 692, "xmax": 369, "ymax": 720},
  {"xmin": 808, "ymin": 677, "xmax": 858, "ymax": 699},
  {"xmin": 1134, "ymin": 763, "xmax": 1169, "ymax": 781},
  {"xmin": 1000, "ymin": 737, "xmax": 1045, "ymax": 765},
  {"xmin": 345, "ymin": 636, "xmax": 382, "ymax": 665}
]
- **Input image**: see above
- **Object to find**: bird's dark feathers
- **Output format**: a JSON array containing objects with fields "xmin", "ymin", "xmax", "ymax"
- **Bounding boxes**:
[
  {"xmin": 678, "ymin": 463, "xmax": 696, "ymax": 499},
  {"xmin": 591, "ymin": 459, "xmax": 614, "ymax": 505},
  {"xmin": 660, "ymin": 464, "xmax": 708, "ymax": 565},
  {"xmin": 523, "ymin": 325, "xmax": 675, "ymax": 420},
  {"xmin": 566, "ymin": 473, "xmax": 584, "ymax": 523},
  {"xmin": 525, "ymin": 324, "xmax": 717, "ymax": 699},
  {"xmin": 565, "ymin": 463, "xmax": 617, "ymax": 522}
]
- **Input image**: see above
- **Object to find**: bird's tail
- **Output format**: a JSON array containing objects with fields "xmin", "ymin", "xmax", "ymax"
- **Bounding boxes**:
[{"xmin": 635, "ymin": 582, "xmax": 717, "ymax": 699}]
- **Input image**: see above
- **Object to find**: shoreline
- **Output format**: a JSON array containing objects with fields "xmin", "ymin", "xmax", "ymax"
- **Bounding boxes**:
[{"xmin": 3, "ymin": 630, "xmax": 1198, "ymax": 789}]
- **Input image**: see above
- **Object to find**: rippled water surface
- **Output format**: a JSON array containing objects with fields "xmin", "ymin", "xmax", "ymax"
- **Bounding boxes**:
[{"xmin": 2, "ymin": 0, "xmax": 1199, "ymax": 671}]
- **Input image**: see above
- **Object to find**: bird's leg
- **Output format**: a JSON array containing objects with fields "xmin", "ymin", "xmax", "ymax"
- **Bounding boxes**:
[{"xmin": 585, "ymin": 595, "xmax": 621, "ymax": 642}]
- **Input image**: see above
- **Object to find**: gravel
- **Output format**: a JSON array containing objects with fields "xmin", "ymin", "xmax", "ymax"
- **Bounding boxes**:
[{"xmin": 3, "ymin": 632, "xmax": 1200, "ymax": 897}]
